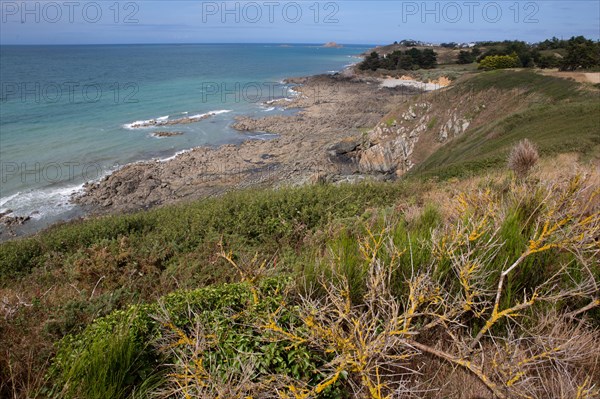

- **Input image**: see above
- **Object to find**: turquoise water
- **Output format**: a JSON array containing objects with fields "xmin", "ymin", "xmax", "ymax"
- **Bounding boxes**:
[{"xmin": 0, "ymin": 43, "xmax": 369, "ymax": 228}]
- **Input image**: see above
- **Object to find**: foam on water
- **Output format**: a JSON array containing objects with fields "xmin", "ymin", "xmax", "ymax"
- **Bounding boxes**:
[
  {"xmin": 0, "ymin": 183, "xmax": 84, "ymax": 219},
  {"xmin": 123, "ymin": 110, "xmax": 232, "ymax": 129},
  {"xmin": 188, "ymin": 109, "xmax": 232, "ymax": 119},
  {"xmin": 159, "ymin": 148, "xmax": 194, "ymax": 162},
  {"xmin": 123, "ymin": 118, "xmax": 156, "ymax": 130}
]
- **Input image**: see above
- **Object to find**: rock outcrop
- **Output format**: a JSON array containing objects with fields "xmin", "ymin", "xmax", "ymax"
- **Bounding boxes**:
[{"xmin": 151, "ymin": 131, "xmax": 184, "ymax": 138}]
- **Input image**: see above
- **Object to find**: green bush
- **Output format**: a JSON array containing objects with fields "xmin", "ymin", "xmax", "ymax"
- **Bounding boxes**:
[
  {"xmin": 47, "ymin": 279, "xmax": 340, "ymax": 398},
  {"xmin": 478, "ymin": 53, "xmax": 520, "ymax": 70}
]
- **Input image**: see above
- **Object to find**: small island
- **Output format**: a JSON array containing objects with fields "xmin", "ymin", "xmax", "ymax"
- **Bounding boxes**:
[{"xmin": 323, "ymin": 41, "xmax": 343, "ymax": 48}]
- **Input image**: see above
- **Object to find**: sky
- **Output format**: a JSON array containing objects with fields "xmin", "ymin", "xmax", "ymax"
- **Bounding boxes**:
[{"xmin": 0, "ymin": 1, "xmax": 598, "ymax": 45}]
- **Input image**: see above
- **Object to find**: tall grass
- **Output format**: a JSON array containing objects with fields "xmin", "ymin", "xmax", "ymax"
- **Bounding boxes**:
[
  {"xmin": 507, "ymin": 138, "xmax": 539, "ymax": 178},
  {"xmin": 51, "ymin": 320, "xmax": 160, "ymax": 399}
]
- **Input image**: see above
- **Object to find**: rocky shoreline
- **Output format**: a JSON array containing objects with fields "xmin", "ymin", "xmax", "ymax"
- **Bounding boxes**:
[{"xmin": 74, "ymin": 72, "xmax": 426, "ymax": 214}]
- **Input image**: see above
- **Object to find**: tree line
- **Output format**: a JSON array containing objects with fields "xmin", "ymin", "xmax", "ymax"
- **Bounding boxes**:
[
  {"xmin": 462, "ymin": 36, "xmax": 599, "ymax": 70},
  {"xmin": 359, "ymin": 36, "xmax": 599, "ymax": 72},
  {"xmin": 359, "ymin": 48, "xmax": 438, "ymax": 71}
]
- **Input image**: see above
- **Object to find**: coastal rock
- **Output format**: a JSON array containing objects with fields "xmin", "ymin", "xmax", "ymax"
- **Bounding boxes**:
[
  {"xmin": 326, "ymin": 137, "xmax": 360, "ymax": 174},
  {"xmin": 151, "ymin": 131, "xmax": 184, "ymax": 138},
  {"xmin": 327, "ymin": 138, "xmax": 359, "ymax": 156},
  {"xmin": 323, "ymin": 42, "xmax": 343, "ymax": 48},
  {"xmin": 232, "ymin": 117, "xmax": 262, "ymax": 132},
  {"xmin": 0, "ymin": 210, "xmax": 13, "ymax": 219},
  {"xmin": 0, "ymin": 215, "xmax": 31, "ymax": 227},
  {"xmin": 438, "ymin": 112, "xmax": 470, "ymax": 142},
  {"xmin": 359, "ymin": 145, "xmax": 395, "ymax": 173},
  {"xmin": 357, "ymin": 103, "xmax": 429, "ymax": 174}
]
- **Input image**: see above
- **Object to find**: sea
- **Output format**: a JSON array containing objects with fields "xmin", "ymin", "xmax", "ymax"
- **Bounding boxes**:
[{"xmin": 0, "ymin": 43, "xmax": 371, "ymax": 236}]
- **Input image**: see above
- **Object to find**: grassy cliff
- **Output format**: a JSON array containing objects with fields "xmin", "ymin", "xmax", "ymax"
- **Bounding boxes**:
[{"xmin": 410, "ymin": 70, "xmax": 600, "ymax": 179}]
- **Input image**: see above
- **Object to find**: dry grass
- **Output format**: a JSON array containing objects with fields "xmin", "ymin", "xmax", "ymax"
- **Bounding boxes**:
[
  {"xmin": 263, "ymin": 172, "xmax": 600, "ymax": 398},
  {"xmin": 507, "ymin": 139, "xmax": 540, "ymax": 179}
]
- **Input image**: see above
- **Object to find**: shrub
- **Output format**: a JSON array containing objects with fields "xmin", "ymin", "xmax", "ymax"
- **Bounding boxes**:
[
  {"xmin": 478, "ymin": 53, "xmax": 520, "ymax": 70},
  {"xmin": 507, "ymin": 138, "xmax": 539, "ymax": 179}
]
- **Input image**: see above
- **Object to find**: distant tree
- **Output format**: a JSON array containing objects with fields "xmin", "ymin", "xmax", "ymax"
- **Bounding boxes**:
[
  {"xmin": 457, "ymin": 50, "xmax": 475, "ymax": 64},
  {"xmin": 517, "ymin": 52, "xmax": 534, "ymax": 68},
  {"xmin": 536, "ymin": 54, "xmax": 561, "ymax": 69},
  {"xmin": 537, "ymin": 36, "xmax": 566, "ymax": 50},
  {"xmin": 420, "ymin": 49, "xmax": 438, "ymax": 69},
  {"xmin": 477, "ymin": 47, "xmax": 505, "ymax": 62},
  {"xmin": 397, "ymin": 53, "xmax": 416, "ymax": 70},
  {"xmin": 441, "ymin": 42, "xmax": 457, "ymax": 48},
  {"xmin": 406, "ymin": 47, "xmax": 422, "ymax": 67},
  {"xmin": 560, "ymin": 36, "xmax": 600, "ymax": 71},
  {"xmin": 504, "ymin": 41, "xmax": 532, "ymax": 66},
  {"xmin": 359, "ymin": 52, "xmax": 381, "ymax": 71},
  {"xmin": 358, "ymin": 47, "xmax": 438, "ymax": 71},
  {"xmin": 383, "ymin": 50, "xmax": 404, "ymax": 69}
]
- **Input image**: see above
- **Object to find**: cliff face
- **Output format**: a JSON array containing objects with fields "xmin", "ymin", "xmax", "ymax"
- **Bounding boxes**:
[{"xmin": 336, "ymin": 81, "xmax": 533, "ymax": 177}]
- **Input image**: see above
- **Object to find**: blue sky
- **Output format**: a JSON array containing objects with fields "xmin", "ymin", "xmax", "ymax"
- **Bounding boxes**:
[{"xmin": 1, "ymin": 1, "xmax": 598, "ymax": 45}]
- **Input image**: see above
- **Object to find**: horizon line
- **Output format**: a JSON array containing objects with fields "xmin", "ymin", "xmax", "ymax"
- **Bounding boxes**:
[
  {"xmin": 1, "ymin": 35, "xmax": 597, "ymax": 47},
  {"xmin": 0, "ymin": 42, "xmax": 377, "ymax": 46}
]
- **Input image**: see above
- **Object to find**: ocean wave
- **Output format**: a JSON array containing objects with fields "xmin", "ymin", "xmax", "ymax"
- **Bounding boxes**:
[
  {"xmin": 123, "ymin": 110, "xmax": 231, "ymax": 130},
  {"xmin": 188, "ymin": 109, "xmax": 231, "ymax": 119},
  {"xmin": 0, "ymin": 192, "xmax": 21, "ymax": 210},
  {"xmin": 0, "ymin": 183, "xmax": 84, "ymax": 219},
  {"xmin": 123, "ymin": 118, "xmax": 156, "ymax": 130},
  {"xmin": 159, "ymin": 148, "xmax": 193, "ymax": 162}
]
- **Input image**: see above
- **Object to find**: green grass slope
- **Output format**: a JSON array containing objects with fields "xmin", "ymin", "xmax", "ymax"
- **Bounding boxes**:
[{"xmin": 410, "ymin": 70, "xmax": 600, "ymax": 179}]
